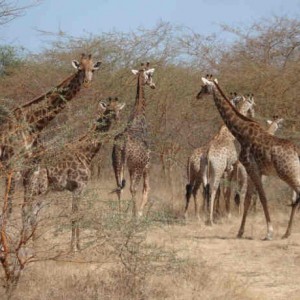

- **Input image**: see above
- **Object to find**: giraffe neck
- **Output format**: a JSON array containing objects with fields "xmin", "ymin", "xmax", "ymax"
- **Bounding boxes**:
[
  {"xmin": 211, "ymin": 88, "xmax": 259, "ymax": 142},
  {"xmin": 237, "ymin": 101, "xmax": 253, "ymax": 116},
  {"xmin": 134, "ymin": 72, "xmax": 146, "ymax": 116},
  {"xmin": 78, "ymin": 115, "xmax": 113, "ymax": 165},
  {"xmin": 17, "ymin": 70, "xmax": 86, "ymax": 133},
  {"xmin": 266, "ymin": 122, "xmax": 279, "ymax": 135},
  {"xmin": 127, "ymin": 72, "xmax": 147, "ymax": 137}
]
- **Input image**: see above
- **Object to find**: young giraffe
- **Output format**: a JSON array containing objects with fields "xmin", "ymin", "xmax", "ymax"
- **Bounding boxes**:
[
  {"xmin": 112, "ymin": 62, "xmax": 155, "ymax": 217},
  {"xmin": 185, "ymin": 92, "xmax": 255, "ymax": 222},
  {"xmin": 22, "ymin": 97, "xmax": 125, "ymax": 251},
  {"xmin": 204, "ymin": 94, "xmax": 255, "ymax": 225},
  {"xmin": 1, "ymin": 53, "xmax": 101, "ymax": 213},
  {"xmin": 230, "ymin": 116, "xmax": 284, "ymax": 214},
  {"xmin": 185, "ymin": 144, "xmax": 209, "ymax": 220},
  {"xmin": 197, "ymin": 77, "xmax": 300, "ymax": 240}
]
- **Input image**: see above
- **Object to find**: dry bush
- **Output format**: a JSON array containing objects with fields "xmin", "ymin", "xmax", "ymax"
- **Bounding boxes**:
[{"xmin": 0, "ymin": 15, "xmax": 299, "ymax": 299}]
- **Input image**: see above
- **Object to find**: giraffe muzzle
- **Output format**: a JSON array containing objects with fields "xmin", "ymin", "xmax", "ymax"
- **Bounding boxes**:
[{"xmin": 83, "ymin": 79, "xmax": 91, "ymax": 88}]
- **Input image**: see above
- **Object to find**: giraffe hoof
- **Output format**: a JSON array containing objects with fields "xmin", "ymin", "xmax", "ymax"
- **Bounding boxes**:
[
  {"xmin": 206, "ymin": 220, "xmax": 213, "ymax": 226},
  {"xmin": 282, "ymin": 233, "xmax": 290, "ymax": 239},
  {"xmin": 262, "ymin": 235, "xmax": 272, "ymax": 241}
]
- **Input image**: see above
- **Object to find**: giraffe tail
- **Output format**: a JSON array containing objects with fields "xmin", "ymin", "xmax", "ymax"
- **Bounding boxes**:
[
  {"xmin": 287, "ymin": 192, "xmax": 300, "ymax": 209},
  {"xmin": 185, "ymin": 157, "xmax": 193, "ymax": 199},
  {"xmin": 185, "ymin": 184, "xmax": 193, "ymax": 200},
  {"xmin": 110, "ymin": 179, "xmax": 126, "ymax": 194},
  {"xmin": 234, "ymin": 193, "xmax": 241, "ymax": 207}
]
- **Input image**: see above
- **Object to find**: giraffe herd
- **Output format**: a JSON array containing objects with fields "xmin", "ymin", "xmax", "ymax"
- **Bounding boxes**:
[
  {"xmin": 196, "ymin": 76, "xmax": 300, "ymax": 240},
  {"xmin": 0, "ymin": 56, "xmax": 299, "ymax": 251}
]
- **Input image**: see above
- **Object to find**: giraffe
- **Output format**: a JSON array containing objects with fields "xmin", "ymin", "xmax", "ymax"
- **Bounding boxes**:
[
  {"xmin": 185, "ymin": 145, "xmax": 209, "ymax": 220},
  {"xmin": 204, "ymin": 94, "xmax": 255, "ymax": 225},
  {"xmin": 112, "ymin": 62, "xmax": 155, "ymax": 217},
  {"xmin": 196, "ymin": 76, "xmax": 300, "ymax": 240},
  {"xmin": 232, "ymin": 116, "xmax": 284, "ymax": 213},
  {"xmin": 22, "ymin": 97, "xmax": 125, "ymax": 251},
  {"xmin": 0, "ymin": 53, "xmax": 101, "ymax": 213},
  {"xmin": 184, "ymin": 91, "xmax": 254, "ymax": 221}
]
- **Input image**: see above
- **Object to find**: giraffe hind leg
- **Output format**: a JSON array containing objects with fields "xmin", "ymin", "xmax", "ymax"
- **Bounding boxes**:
[
  {"xmin": 129, "ymin": 170, "xmax": 142, "ymax": 218},
  {"xmin": 192, "ymin": 179, "xmax": 201, "ymax": 221},
  {"xmin": 283, "ymin": 192, "xmax": 300, "ymax": 239},
  {"xmin": 71, "ymin": 189, "xmax": 83, "ymax": 252},
  {"xmin": 185, "ymin": 183, "xmax": 193, "ymax": 218},
  {"xmin": 111, "ymin": 145, "xmax": 126, "ymax": 211}
]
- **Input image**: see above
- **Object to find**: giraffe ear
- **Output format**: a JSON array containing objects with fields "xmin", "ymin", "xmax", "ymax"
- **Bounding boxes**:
[
  {"xmin": 98, "ymin": 101, "xmax": 107, "ymax": 111},
  {"xmin": 145, "ymin": 68, "xmax": 155, "ymax": 76},
  {"xmin": 131, "ymin": 70, "xmax": 139, "ymax": 75},
  {"xmin": 201, "ymin": 77, "xmax": 211, "ymax": 85},
  {"xmin": 93, "ymin": 61, "xmax": 102, "ymax": 70},
  {"xmin": 266, "ymin": 120, "xmax": 273, "ymax": 125},
  {"xmin": 117, "ymin": 103, "xmax": 126, "ymax": 110},
  {"xmin": 72, "ymin": 60, "xmax": 80, "ymax": 70},
  {"xmin": 277, "ymin": 118, "xmax": 284, "ymax": 126}
]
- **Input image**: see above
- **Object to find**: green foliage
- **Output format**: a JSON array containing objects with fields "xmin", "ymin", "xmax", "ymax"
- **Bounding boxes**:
[{"xmin": 0, "ymin": 45, "xmax": 23, "ymax": 76}]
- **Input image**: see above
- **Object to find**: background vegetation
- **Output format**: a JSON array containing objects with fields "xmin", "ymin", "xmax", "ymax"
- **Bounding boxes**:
[{"xmin": 0, "ymin": 10, "xmax": 299, "ymax": 299}]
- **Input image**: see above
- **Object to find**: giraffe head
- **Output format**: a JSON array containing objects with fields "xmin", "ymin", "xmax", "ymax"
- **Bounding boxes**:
[
  {"xmin": 230, "ymin": 92, "xmax": 244, "ymax": 106},
  {"xmin": 132, "ymin": 62, "xmax": 156, "ymax": 89},
  {"xmin": 71, "ymin": 53, "xmax": 101, "ymax": 88},
  {"xmin": 266, "ymin": 115, "xmax": 284, "ymax": 134},
  {"xmin": 236, "ymin": 94, "xmax": 255, "ymax": 118},
  {"xmin": 196, "ymin": 74, "xmax": 215, "ymax": 99},
  {"xmin": 97, "ymin": 97, "xmax": 126, "ymax": 128}
]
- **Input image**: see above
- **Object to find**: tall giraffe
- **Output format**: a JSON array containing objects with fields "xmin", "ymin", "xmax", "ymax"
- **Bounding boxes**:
[
  {"xmin": 1, "ymin": 53, "xmax": 101, "ymax": 212},
  {"xmin": 112, "ymin": 62, "xmax": 155, "ymax": 217},
  {"xmin": 185, "ymin": 92, "xmax": 254, "ymax": 221},
  {"xmin": 23, "ymin": 97, "xmax": 125, "ymax": 251},
  {"xmin": 196, "ymin": 77, "xmax": 300, "ymax": 240},
  {"xmin": 204, "ymin": 94, "xmax": 255, "ymax": 225}
]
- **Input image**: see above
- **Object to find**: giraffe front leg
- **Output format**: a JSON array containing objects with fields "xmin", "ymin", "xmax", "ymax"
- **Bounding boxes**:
[
  {"xmin": 112, "ymin": 144, "xmax": 126, "ymax": 213},
  {"xmin": 237, "ymin": 179, "xmax": 253, "ymax": 238},
  {"xmin": 238, "ymin": 157, "xmax": 273, "ymax": 240},
  {"xmin": 238, "ymin": 164, "xmax": 248, "ymax": 215},
  {"xmin": 139, "ymin": 168, "xmax": 150, "ymax": 217},
  {"xmin": 185, "ymin": 182, "xmax": 194, "ymax": 219},
  {"xmin": 71, "ymin": 190, "xmax": 82, "ymax": 252}
]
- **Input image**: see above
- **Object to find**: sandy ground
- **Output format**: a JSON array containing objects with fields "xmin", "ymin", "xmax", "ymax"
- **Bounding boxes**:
[{"xmin": 147, "ymin": 210, "xmax": 300, "ymax": 300}]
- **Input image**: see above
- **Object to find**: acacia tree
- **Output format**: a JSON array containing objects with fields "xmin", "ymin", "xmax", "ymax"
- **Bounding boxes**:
[{"xmin": 0, "ymin": 0, "xmax": 41, "ymax": 25}]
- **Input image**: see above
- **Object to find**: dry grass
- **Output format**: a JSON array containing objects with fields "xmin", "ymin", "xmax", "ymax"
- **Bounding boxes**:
[{"xmin": 0, "ymin": 165, "xmax": 299, "ymax": 300}]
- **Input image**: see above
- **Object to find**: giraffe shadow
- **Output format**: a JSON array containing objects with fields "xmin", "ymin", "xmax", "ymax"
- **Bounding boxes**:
[{"xmin": 191, "ymin": 235, "xmax": 254, "ymax": 241}]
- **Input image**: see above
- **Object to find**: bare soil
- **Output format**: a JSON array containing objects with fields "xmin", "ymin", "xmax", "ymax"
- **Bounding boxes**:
[
  {"xmin": 1, "ymin": 173, "xmax": 300, "ymax": 299},
  {"xmin": 147, "ymin": 211, "xmax": 300, "ymax": 300}
]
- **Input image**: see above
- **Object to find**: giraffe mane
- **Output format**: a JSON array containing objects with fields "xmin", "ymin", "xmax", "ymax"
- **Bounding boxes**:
[{"xmin": 13, "ymin": 73, "xmax": 77, "ymax": 111}]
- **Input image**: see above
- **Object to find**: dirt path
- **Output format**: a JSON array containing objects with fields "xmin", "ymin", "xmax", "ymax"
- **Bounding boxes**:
[{"xmin": 147, "ymin": 211, "xmax": 300, "ymax": 299}]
